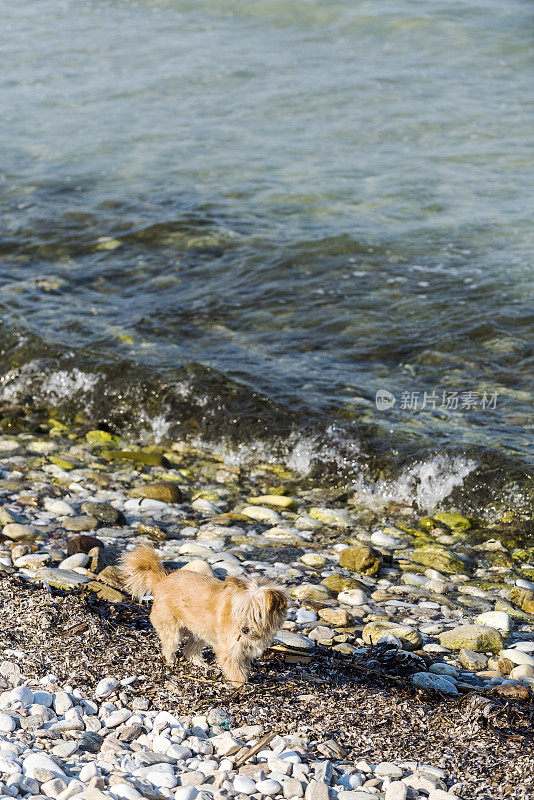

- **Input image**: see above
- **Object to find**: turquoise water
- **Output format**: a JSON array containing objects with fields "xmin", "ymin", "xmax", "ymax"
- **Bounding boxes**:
[{"xmin": 1, "ymin": 0, "xmax": 533, "ymax": 476}]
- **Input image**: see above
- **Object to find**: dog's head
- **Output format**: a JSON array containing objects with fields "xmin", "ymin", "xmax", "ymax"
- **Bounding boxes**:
[{"xmin": 225, "ymin": 577, "xmax": 288, "ymax": 643}]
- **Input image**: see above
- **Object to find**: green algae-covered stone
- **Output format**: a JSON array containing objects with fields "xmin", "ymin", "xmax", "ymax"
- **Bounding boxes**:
[
  {"xmin": 510, "ymin": 586, "xmax": 534, "ymax": 610},
  {"xmin": 419, "ymin": 516, "xmax": 436, "ymax": 532},
  {"xmin": 362, "ymin": 621, "xmax": 423, "ymax": 651},
  {"xmin": 308, "ymin": 508, "xmax": 353, "ymax": 527},
  {"xmin": 81, "ymin": 502, "xmax": 126, "ymax": 526},
  {"xmin": 339, "ymin": 544, "xmax": 381, "ymax": 576},
  {"xmin": 494, "ymin": 599, "xmax": 533, "ymax": 622},
  {"xmin": 291, "ymin": 583, "xmax": 331, "ymax": 602},
  {"xmin": 129, "ymin": 482, "xmax": 182, "ymax": 503},
  {"xmin": 104, "ymin": 450, "xmax": 169, "ymax": 467},
  {"xmin": 321, "ymin": 573, "xmax": 366, "ymax": 595},
  {"xmin": 48, "ymin": 456, "xmax": 77, "ymax": 470},
  {"xmin": 86, "ymin": 430, "xmax": 120, "ymax": 445},
  {"xmin": 411, "ymin": 544, "xmax": 468, "ymax": 574},
  {"xmin": 439, "ymin": 624, "xmax": 504, "ymax": 653},
  {"xmin": 432, "ymin": 512, "xmax": 471, "ymax": 531}
]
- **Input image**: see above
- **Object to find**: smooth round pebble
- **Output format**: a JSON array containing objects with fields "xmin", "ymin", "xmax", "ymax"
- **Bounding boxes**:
[
  {"xmin": 10, "ymin": 685, "xmax": 34, "ymax": 707},
  {"xmin": 411, "ymin": 672, "xmax": 459, "ymax": 695},
  {"xmin": 174, "ymin": 788, "xmax": 199, "ymax": 800},
  {"xmin": 110, "ymin": 784, "xmax": 143, "ymax": 800},
  {"xmin": 338, "ymin": 589, "xmax": 367, "ymax": 606},
  {"xmin": 295, "ymin": 608, "xmax": 318, "ymax": 625},
  {"xmin": 499, "ymin": 649, "xmax": 534, "ymax": 667},
  {"xmin": 95, "ymin": 677, "xmax": 119, "ymax": 698},
  {"xmin": 0, "ymin": 713, "xmax": 17, "ymax": 733},
  {"xmin": 146, "ymin": 770, "xmax": 178, "ymax": 789},
  {"xmin": 104, "ymin": 708, "xmax": 131, "ymax": 728},
  {"xmin": 23, "ymin": 752, "xmax": 66, "ymax": 779},
  {"xmin": 233, "ymin": 776, "xmax": 257, "ymax": 794},
  {"xmin": 429, "ymin": 663, "xmax": 458, "ymax": 678},
  {"xmin": 256, "ymin": 779, "xmax": 282, "ymax": 795}
]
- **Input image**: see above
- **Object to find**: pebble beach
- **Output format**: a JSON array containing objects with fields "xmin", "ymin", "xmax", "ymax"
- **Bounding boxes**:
[{"xmin": 0, "ymin": 425, "xmax": 532, "ymax": 800}]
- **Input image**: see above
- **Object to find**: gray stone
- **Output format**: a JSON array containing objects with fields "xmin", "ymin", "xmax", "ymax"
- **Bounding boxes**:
[
  {"xmin": 459, "ymin": 649, "xmax": 488, "ymax": 671},
  {"xmin": 81, "ymin": 502, "xmax": 126, "ymax": 526},
  {"xmin": 273, "ymin": 631, "xmax": 314, "ymax": 652},
  {"xmin": 304, "ymin": 780, "xmax": 330, "ymax": 800},
  {"xmin": 77, "ymin": 731, "xmax": 103, "ymax": 753},
  {"xmin": 283, "ymin": 778, "xmax": 305, "ymax": 798},
  {"xmin": 411, "ymin": 672, "xmax": 459, "ymax": 695},
  {"xmin": 34, "ymin": 568, "xmax": 90, "ymax": 589}
]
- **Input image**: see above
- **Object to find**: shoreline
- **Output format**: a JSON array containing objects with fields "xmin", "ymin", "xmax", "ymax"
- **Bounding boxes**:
[{"xmin": 0, "ymin": 427, "xmax": 533, "ymax": 799}]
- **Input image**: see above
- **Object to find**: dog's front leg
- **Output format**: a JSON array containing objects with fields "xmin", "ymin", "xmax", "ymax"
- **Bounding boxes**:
[
  {"xmin": 183, "ymin": 637, "xmax": 208, "ymax": 669},
  {"xmin": 216, "ymin": 644, "xmax": 250, "ymax": 686}
]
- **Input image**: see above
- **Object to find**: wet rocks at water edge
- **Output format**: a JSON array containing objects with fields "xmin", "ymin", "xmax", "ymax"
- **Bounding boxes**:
[{"xmin": 0, "ymin": 427, "xmax": 532, "ymax": 797}]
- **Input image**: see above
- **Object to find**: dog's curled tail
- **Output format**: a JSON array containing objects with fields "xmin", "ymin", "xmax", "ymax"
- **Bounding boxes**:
[{"xmin": 119, "ymin": 546, "xmax": 166, "ymax": 599}]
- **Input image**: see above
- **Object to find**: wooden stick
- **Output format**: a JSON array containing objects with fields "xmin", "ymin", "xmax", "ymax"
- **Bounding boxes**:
[{"xmin": 234, "ymin": 731, "xmax": 276, "ymax": 768}]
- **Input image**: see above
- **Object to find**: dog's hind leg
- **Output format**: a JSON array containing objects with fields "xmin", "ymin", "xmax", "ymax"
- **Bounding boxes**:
[{"xmin": 150, "ymin": 610, "xmax": 183, "ymax": 666}]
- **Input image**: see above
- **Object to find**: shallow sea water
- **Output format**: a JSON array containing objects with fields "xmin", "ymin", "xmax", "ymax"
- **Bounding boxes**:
[{"xmin": 0, "ymin": 0, "xmax": 533, "ymax": 503}]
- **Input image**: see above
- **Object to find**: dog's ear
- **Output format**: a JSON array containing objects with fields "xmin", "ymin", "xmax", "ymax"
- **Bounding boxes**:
[
  {"xmin": 266, "ymin": 588, "xmax": 288, "ymax": 616},
  {"xmin": 223, "ymin": 576, "xmax": 248, "ymax": 592}
]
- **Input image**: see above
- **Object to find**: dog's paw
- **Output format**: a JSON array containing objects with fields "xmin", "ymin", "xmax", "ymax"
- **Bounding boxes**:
[{"xmin": 189, "ymin": 655, "xmax": 208, "ymax": 670}]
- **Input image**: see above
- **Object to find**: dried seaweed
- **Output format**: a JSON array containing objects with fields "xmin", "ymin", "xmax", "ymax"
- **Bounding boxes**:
[{"xmin": 0, "ymin": 576, "xmax": 532, "ymax": 799}]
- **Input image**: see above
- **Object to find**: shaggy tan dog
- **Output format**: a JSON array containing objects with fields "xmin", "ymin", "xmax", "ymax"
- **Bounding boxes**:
[{"xmin": 120, "ymin": 547, "xmax": 287, "ymax": 685}]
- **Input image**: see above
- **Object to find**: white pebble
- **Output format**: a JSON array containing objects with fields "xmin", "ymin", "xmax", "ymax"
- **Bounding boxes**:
[
  {"xmin": 475, "ymin": 611, "xmax": 511, "ymax": 632},
  {"xmin": 110, "ymin": 784, "xmax": 143, "ymax": 800},
  {"xmin": 256, "ymin": 779, "xmax": 282, "ymax": 795},
  {"xmin": 500, "ymin": 649, "xmax": 534, "ymax": 667},
  {"xmin": 371, "ymin": 531, "xmax": 402, "ymax": 548},
  {"xmin": 0, "ymin": 713, "xmax": 17, "ymax": 733},
  {"xmin": 233, "ymin": 776, "xmax": 257, "ymax": 794},
  {"xmin": 10, "ymin": 686, "xmax": 33, "ymax": 707},
  {"xmin": 95, "ymin": 677, "xmax": 119, "ymax": 698},
  {"xmin": 79, "ymin": 763, "xmax": 99, "ymax": 782},
  {"xmin": 105, "ymin": 708, "xmax": 131, "ymax": 728},
  {"xmin": 59, "ymin": 553, "xmax": 90, "ymax": 570},
  {"xmin": 147, "ymin": 771, "xmax": 178, "ymax": 789},
  {"xmin": 43, "ymin": 498, "xmax": 75, "ymax": 516},
  {"xmin": 23, "ymin": 752, "xmax": 66, "ymax": 779},
  {"xmin": 174, "ymin": 788, "xmax": 198, "ymax": 800},
  {"xmin": 338, "ymin": 589, "xmax": 367, "ymax": 606},
  {"xmin": 516, "ymin": 579, "xmax": 534, "ymax": 591},
  {"xmin": 0, "ymin": 756, "xmax": 21, "ymax": 775}
]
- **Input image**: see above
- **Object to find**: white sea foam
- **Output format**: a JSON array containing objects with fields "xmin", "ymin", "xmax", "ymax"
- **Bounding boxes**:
[
  {"xmin": 40, "ymin": 369, "xmax": 98, "ymax": 398},
  {"xmin": 137, "ymin": 410, "xmax": 172, "ymax": 444},
  {"xmin": 352, "ymin": 454, "xmax": 476, "ymax": 512},
  {"xmin": 0, "ymin": 363, "xmax": 98, "ymax": 402}
]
